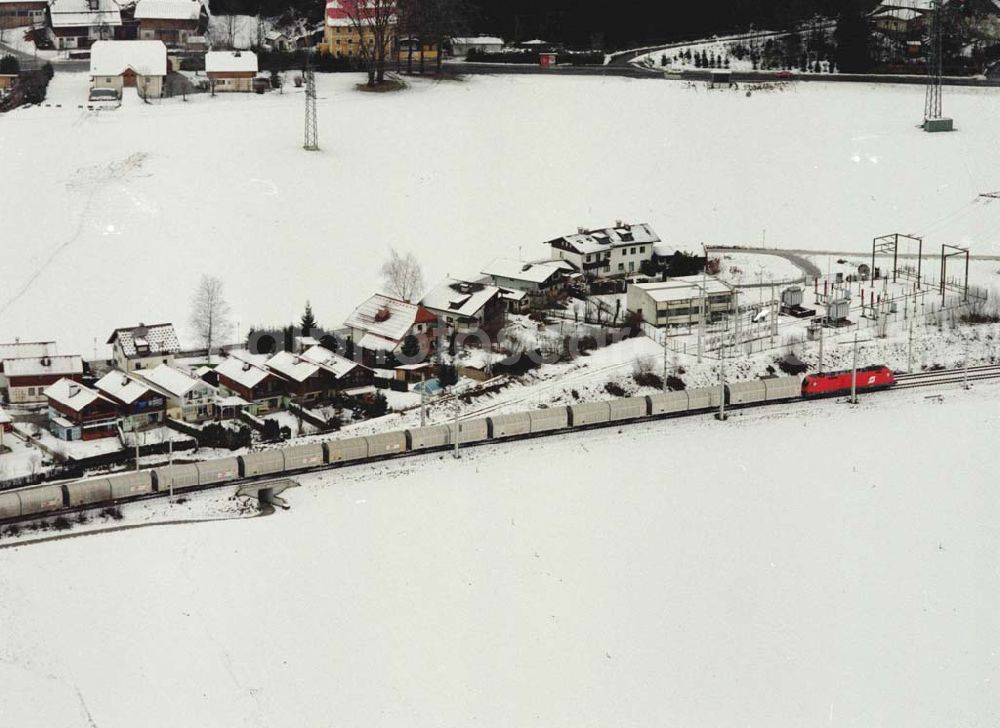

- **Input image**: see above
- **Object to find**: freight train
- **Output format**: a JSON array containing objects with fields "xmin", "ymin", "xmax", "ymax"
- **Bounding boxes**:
[{"xmin": 0, "ymin": 368, "xmax": 897, "ymax": 522}]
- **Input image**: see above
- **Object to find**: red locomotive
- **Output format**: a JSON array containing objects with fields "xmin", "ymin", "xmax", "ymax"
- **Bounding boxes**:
[{"xmin": 801, "ymin": 365, "xmax": 896, "ymax": 398}]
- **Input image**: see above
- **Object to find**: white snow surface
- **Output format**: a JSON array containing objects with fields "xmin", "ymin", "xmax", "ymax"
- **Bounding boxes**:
[
  {"xmin": 4, "ymin": 74, "xmax": 1000, "ymax": 355},
  {"xmin": 0, "ymin": 382, "xmax": 997, "ymax": 726}
]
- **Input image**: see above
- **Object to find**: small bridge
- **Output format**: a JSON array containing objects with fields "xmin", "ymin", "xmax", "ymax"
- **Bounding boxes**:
[{"xmin": 235, "ymin": 479, "xmax": 300, "ymax": 510}]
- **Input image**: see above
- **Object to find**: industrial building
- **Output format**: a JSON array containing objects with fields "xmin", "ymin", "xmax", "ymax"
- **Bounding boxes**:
[{"xmin": 626, "ymin": 275, "xmax": 735, "ymax": 327}]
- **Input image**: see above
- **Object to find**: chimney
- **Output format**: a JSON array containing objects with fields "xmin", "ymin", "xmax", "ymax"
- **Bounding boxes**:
[{"xmin": 615, "ymin": 219, "xmax": 623, "ymax": 228}]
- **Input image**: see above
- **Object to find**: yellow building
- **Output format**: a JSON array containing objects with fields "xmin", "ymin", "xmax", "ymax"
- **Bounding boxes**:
[
  {"xmin": 322, "ymin": 0, "xmax": 396, "ymax": 57},
  {"xmin": 396, "ymin": 36, "xmax": 438, "ymax": 64}
]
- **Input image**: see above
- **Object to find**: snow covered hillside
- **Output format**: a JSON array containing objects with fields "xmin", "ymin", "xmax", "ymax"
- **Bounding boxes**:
[
  {"xmin": 0, "ymin": 382, "xmax": 997, "ymax": 727},
  {"xmin": 3, "ymin": 73, "xmax": 1000, "ymax": 355}
]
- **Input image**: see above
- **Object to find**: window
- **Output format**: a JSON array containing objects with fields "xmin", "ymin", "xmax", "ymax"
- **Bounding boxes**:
[
  {"xmin": 586, "ymin": 254, "xmax": 592, "ymax": 262},
  {"xmin": 640, "ymin": 246, "xmax": 645, "ymax": 254},
  {"xmin": 604, "ymin": 252, "xmax": 610, "ymax": 260},
  {"xmin": 618, "ymin": 263, "xmax": 624, "ymax": 272},
  {"xmin": 630, "ymin": 247, "xmax": 636, "ymax": 255},
  {"xmin": 629, "ymin": 261, "xmax": 635, "ymax": 272}
]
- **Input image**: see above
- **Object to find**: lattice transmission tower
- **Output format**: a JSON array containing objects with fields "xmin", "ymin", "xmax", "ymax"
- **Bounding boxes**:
[
  {"xmin": 303, "ymin": 52, "xmax": 319, "ymax": 151},
  {"xmin": 923, "ymin": 0, "xmax": 952, "ymax": 131}
]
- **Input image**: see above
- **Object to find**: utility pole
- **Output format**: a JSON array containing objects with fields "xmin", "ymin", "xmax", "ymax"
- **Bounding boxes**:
[
  {"xmin": 662, "ymin": 329, "xmax": 668, "ymax": 392},
  {"xmin": 420, "ymin": 377, "xmax": 427, "ymax": 427},
  {"xmin": 818, "ymin": 321, "xmax": 824, "ymax": 372},
  {"xmin": 168, "ymin": 436, "xmax": 174, "ymax": 499},
  {"xmin": 134, "ymin": 429, "xmax": 140, "ymax": 471},
  {"xmin": 964, "ymin": 340, "xmax": 970, "ymax": 390},
  {"xmin": 716, "ymin": 329, "xmax": 727, "ymax": 421},
  {"xmin": 907, "ymin": 316, "xmax": 914, "ymax": 374},
  {"xmin": 452, "ymin": 401, "xmax": 461, "ymax": 459},
  {"xmin": 850, "ymin": 332, "xmax": 860, "ymax": 405}
]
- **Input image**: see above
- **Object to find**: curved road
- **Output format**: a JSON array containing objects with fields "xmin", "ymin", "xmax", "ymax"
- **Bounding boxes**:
[{"xmin": 713, "ymin": 246, "xmax": 823, "ymax": 279}]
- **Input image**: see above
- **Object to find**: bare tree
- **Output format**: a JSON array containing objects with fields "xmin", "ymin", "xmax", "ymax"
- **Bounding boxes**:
[
  {"xmin": 380, "ymin": 248, "xmax": 424, "ymax": 302},
  {"xmin": 339, "ymin": 0, "xmax": 398, "ymax": 86},
  {"xmin": 190, "ymin": 275, "xmax": 233, "ymax": 365}
]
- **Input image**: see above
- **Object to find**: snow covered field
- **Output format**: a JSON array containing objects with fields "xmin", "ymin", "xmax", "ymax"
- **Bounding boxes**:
[
  {"xmin": 3, "ymin": 72, "xmax": 1000, "ymax": 356},
  {"xmin": 1, "ymin": 381, "xmax": 997, "ymax": 727}
]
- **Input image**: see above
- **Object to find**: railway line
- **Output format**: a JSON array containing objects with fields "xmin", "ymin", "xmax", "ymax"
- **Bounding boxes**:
[{"xmin": 0, "ymin": 364, "xmax": 995, "ymax": 531}]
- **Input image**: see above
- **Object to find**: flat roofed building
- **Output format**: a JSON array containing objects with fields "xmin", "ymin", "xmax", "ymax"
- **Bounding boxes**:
[{"xmin": 627, "ymin": 275, "xmax": 735, "ymax": 327}]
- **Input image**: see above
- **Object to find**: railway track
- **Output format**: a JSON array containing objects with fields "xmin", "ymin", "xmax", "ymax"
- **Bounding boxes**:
[{"xmin": 894, "ymin": 364, "xmax": 1000, "ymax": 390}]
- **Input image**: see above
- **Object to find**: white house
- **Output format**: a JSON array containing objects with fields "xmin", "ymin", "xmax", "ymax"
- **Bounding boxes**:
[
  {"xmin": 343, "ymin": 294, "xmax": 437, "ymax": 355},
  {"xmin": 450, "ymin": 36, "xmax": 503, "ymax": 56},
  {"xmin": 134, "ymin": 0, "xmax": 203, "ymax": 46},
  {"xmin": 420, "ymin": 278, "xmax": 505, "ymax": 333},
  {"xmin": 89, "ymin": 40, "xmax": 168, "ymax": 98},
  {"xmin": 0, "ymin": 341, "xmax": 56, "ymax": 392},
  {"xmin": 134, "ymin": 363, "xmax": 216, "ymax": 423},
  {"xmin": 206, "ymin": 50, "xmax": 259, "ymax": 92},
  {"xmin": 107, "ymin": 322, "xmax": 180, "ymax": 372},
  {"xmin": 2, "ymin": 355, "xmax": 83, "ymax": 404},
  {"xmin": 481, "ymin": 257, "xmax": 570, "ymax": 293},
  {"xmin": 545, "ymin": 222, "xmax": 660, "ymax": 278},
  {"xmin": 48, "ymin": 0, "xmax": 122, "ymax": 49}
]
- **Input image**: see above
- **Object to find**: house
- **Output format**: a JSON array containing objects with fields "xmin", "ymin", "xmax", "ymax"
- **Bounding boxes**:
[
  {"xmin": 206, "ymin": 50, "xmax": 258, "ymax": 92},
  {"xmin": 89, "ymin": 40, "xmax": 168, "ymax": 98},
  {"xmin": 0, "ymin": 74, "xmax": 17, "ymax": 92},
  {"xmin": 0, "ymin": 0, "xmax": 47, "ymax": 30},
  {"xmin": 45, "ymin": 378, "xmax": 119, "ymax": 441},
  {"xmin": 481, "ymin": 257, "xmax": 569, "ymax": 294},
  {"xmin": 545, "ymin": 222, "xmax": 660, "ymax": 278},
  {"xmin": 420, "ymin": 277, "xmax": 505, "ymax": 334},
  {"xmin": 266, "ymin": 345, "xmax": 373, "ymax": 404},
  {"xmin": 133, "ymin": 0, "xmax": 203, "ymax": 46},
  {"xmin": 2, "ymin": 355, "xmax": 83, "ymax": 405},
  {"xmin": 107, "ymin": 322, "xmax": 180, "ymax": 372},
  {"xmin": 626, "ymin": 276, "xmax": 736, "ymax": 328},
  {"xmin": 134, "ymin": 363, "xmax": 216, "ymax": 423},
  {"xmin": 872, "ymin": 7, "xmax": 925, "ymax": 36},
  {"xmin": 0, "ymin": 340, "xmax": 56, "ymax": 391},
  {"xmin": 322, "ymin": 0, "xmax": 396, "ymax": 58},
  {"xmin": 0, "ymin": 405, "xmax": 11, "ymax": 433},
  {"xmin": 343, "ymin": 294, "xmax": 437, "ymax": 358},
  {"xmin": 214, "ymin": 352, "xmax": 286, "ymax": 414},
  {"xmin": 497, "ymin": 286, "xmax": 528, "ymax": 314},
  {"xmin": 449, "ymin": 35, "xmax": 503, "ymax": 56},
  {"xmin": 264, "ymin": 29, "xmax": 292, "ymax": 51},
  {"xmin": 47, "ymin": 0, "xmax": 122, "ymax": 50},
  {"xmin": 95, "ymin": 370, "xmax": 166, "ymax": 432}
]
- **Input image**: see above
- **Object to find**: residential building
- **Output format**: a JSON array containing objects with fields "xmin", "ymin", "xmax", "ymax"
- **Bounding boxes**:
[
  {"xmin": 107, "ymin": 322, "xmax": 180, "ymax": 372},
  {"xmin": 0, "ymin": 340, "xmax": 56, "ymax": 391},
  {"xmin": 134, "ymin": 363, "xmax": 216, "ymax": 423},
  {"xmin": 343, "ymin": 294, "xmax": 437, "ymax": 357},
  {"xmin": 396, "ymin": 35, "xmax": 438, "ymax": 64},
  {"xmin": 872, "ymin": 7, "xmax": 924, "ymax": 36},
  {"xmin": 264, "ymin": 29, "xmax": 292, "ymax": 51},
  {"xmin": 481, "ymin": 257, "xmax": 569, "ymax": 294},
  {"xmin": 0, "ymin": 73, "xmax": 16, "ymax": 91},
  {"xmin": 420, "ymin": 277, "xmax": 505, "ymax": 334},
  {"xmin": 266, "ymin": 346, "xmax": 373, "ymax": 404},
  {"xmin": 205, "ymin": 50, "xmax": 258, "ymax": 92},
  {"xmin": 0, "ymin": 405, "xmax": 11, "ymax": 433},
  {"xmin": 0, "ymin": 0, "xmax": 47, "ymax": 30},
  {"xmin": 322, "ymin": 0, "xmax": 396, "ymax": 58},
  {"xmin": 545, "ymin": 222, "xmax": 659, "ymax": 278},
  {"xmin": 449, "ymin": 36, "xmax": 503, "ymax": 56},
  {"xmin": 45, "ymin": 378, "xmax": 118, "ymax": 441},
  {"xmin": 626, "ymin": 276, "xmax": 736, "ymax": 328},
  {"xmin": 2, "ymin": 354, "xmax": 83, "ymax": 405},
  {"xmin": 215, "ymin": 352, "xmax": 286, "ymax": 414},
  {"xmin": 89, "ymin": 40, "xmax": 168, "ymax": 98},
  {"xmin": 95, "ymin": 370, "xmax": 166, "ymax": 432},
  {"xmin": 48, "ymin": 0, "xmax": 122, "ymax": 50},
  {"xmin": 134, "ymin": 0, "xmax": 202, "ymax": 46}
]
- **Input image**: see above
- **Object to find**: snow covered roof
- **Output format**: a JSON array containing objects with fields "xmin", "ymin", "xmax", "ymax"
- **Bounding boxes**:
[
  {"xmin": 49, "ymin": 0, "xmax": 122, "ymax": 29},
  {"xmin": 874, "ymin": 7, "xmax": 921, "ymax": 20},
  {"xmin": 90, "ymin": 40, "xmax": 167, "ymax": 77},
  {"xmin": 498, "ymin": 287, "xmax": 527, "ymax": 302},
  {"xmin": 206, "ymin": 51, "xmax": 258, "ymax": 74},
  {"xmin": 45, "ymin": 378, "xmax": 113, "ymax": 411},
  {"xmin": 451, "ymin": 36, "xmax": 503, "ymax": 45},
  {"xmin": 134, "ymin": 363, "xmax": 205, "ymax": 398},
  {"xmin": 420, "ymin": 278, "xmax": 502, "ymax": 318},
  {"xmin": 266, "ymin": 350, "xmax": 321, "ymax": 383},
  {"xmin": 325, "ymin": 0, "xmax": 397, "ymax": 27},
  {"xmin": 344, "ymin": 294, "xmax": 436, "ymax": 345},
  {"xmin": 357, "ymin": 333, "xmax": 396, "ymax": 352},
  {"xmin": 631, "ymin": 275, "xmax": 733, "ymax": 303},
  {"xmin": 134, "ymin": 0, "xmax": 201, "ymax": 21},
  {"xmin": 107, "ymin": 323, "xmax": 179, "ymax": 358},
  {"xmin": 481, "ymin": 257, "xmax": 567, "ymax": 285},
  {"xmin": 0, "ymin": 341, "xmax": 56, "ymax": 362},
  {"xmin": 877, "ymin": 0, "xmax": 935, "ymax": 10},
  {"xmin": 546, "ymin": 222, "xmax": 660, "ymax": 255},
  {"xmin": 3, "ymin": 355, "xmax": 83, "ymax": 378},
  {"xmin": 522, "ymin": 39, "xmax": 548, "ymax": 45},
  {"xmin": 95, "ymin": 371, "xmax": 156, "ymax": 405},
  {"xmin": 300, "ymin": 345, "xmax": 362, "ymax": 379},
  {"xmin": 215, "ymin": 355, "xmax": 274, "ymax": 389}
]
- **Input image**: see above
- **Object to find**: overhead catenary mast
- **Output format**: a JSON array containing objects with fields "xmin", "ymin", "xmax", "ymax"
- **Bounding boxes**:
[
  {"xmin": 923, "ymin": 0, "xmax": 953, "ymax": 132},
  {"xmin": 303, "ymin": 51, "xmax": 319, "ymax": 151}
]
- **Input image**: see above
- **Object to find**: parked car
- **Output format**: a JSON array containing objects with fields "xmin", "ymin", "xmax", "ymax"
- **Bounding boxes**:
[{"xmin": 87, "ymin": 87, "xmax": 120, "ymax": 109}]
